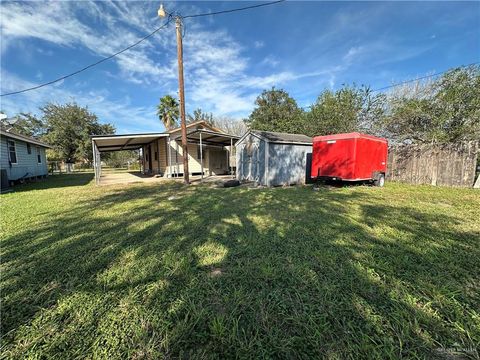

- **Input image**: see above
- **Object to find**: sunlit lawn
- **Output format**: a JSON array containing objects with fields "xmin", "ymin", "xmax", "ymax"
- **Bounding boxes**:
[{"xmin": 1, "ymin": 173, "xmax": 479, "ymax": 359}]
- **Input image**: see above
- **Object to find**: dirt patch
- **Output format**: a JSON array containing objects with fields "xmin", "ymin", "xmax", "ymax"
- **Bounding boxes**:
[{"xmin": 209, "ymin": 268, "xmax": 224, "ymax": 277}]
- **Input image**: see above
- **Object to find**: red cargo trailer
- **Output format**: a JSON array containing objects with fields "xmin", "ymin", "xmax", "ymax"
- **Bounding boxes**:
[{"xmin": 311, "ymin": 132, "xmax": 388, "ymax": 186}]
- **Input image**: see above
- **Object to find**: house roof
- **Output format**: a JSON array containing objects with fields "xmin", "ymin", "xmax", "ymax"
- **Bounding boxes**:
[
  {"xmin": 245, "ymin": 130, "xmax": 312, "ymax": 145},
  {"xmin": 0, "ymin": 125, "xmax": 52, "ymax": 148},
  {"xmin": 166, "ymin": 120, "xmax": 224, "ymax": 134}
]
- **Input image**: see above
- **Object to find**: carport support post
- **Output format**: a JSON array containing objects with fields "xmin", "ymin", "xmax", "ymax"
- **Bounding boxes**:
[
  {"xmin": 176, "ymin": 142, "xmax": 180, "ymax": 176},
  {"xmin": 92, "ymin": 139, "xmax": 100, "ymax": 185},
  {"xmin": 92, "ymin": 139, "xmax": 97, "ymax": 184},
  {"xmin": 230, "ymin": 138, "xmax": 233, "ymax": 178},
  {"xmin": 168, "ymin": 137, "xmax": 172, "ymax": 178},
  {"xmin": 98, "ymin": 149, "xmax": 101, "ymax": 180},
  {"xmin": 97, "ymin": 144, "xmax": 102, "ymax": 182},
  {"xmin": 265, "ymin": 140, "xmax": 269, "ymax": 187},
  {"xmin": 200, "ymin": 132, "xmax": 203, "ymax": 180}
]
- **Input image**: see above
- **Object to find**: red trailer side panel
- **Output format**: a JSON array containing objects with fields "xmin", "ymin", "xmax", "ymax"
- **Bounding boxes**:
[
  {"xmin": 354, "ymin": 137, "xmax": 388, "ymax": 180},
  {"xmin": 311, "ymin": 136, "xmax": 356, "ymax": 179},
  {"xmin": 311, "ymin": 133, "xmax": 387, "ymax": 181}
]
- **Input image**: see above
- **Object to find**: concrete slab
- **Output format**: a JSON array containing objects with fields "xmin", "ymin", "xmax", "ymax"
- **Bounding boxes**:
[
  {"xmin": 99, "ymin": 171, "xmax": 235, "ymax": 186},
  {"xmin": 99, "ymin": 171, "xmax": 163, "ymax": 186}
]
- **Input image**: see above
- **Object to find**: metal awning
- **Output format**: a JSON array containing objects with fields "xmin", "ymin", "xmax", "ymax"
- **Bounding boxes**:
[
  {"xmin": 173, "ymin": 129, "xmax": 240, "ymax": 146},
  {"xmin": 91, "ymin": 133, "xmax": 169, "ymax": 152},
  {"xmin": 91, "ymin": 129, "xmax": 239, "ymax": 184}
]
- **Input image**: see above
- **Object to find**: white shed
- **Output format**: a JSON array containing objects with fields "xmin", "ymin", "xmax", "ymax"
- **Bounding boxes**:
[{"xmin": 236, "ymin": 130, "xmax": 312, "ymax": 186}]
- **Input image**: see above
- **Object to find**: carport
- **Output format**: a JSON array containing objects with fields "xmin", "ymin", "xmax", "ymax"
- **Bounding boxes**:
[{"xmin": 91, "ymin": 133, "xmax": 169, "ymax": 185}]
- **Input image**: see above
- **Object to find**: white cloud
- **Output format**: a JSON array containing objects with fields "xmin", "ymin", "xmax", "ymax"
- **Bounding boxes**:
[
  {"xmin": 0, "ymin": 1, "xmax": 354, "ymax": 124},
  {"xmin": 261, "ymin": 55, "xmax": 280, "ymax": 68},
  {"xmin": 342, "ymin": 40, "xmax": 432, "ymax": 66},
  {"xmin": 0, "ymin": 1, "xmax": 173, "ymax": 84},
  {"xmin": 178, "ymin": 24, "xmax": 348, "ymax": 117},
  {"xmin": 0, "ymin": 71, "xmax": 160, "ymax": 133},
  {"xmin": 240, "ymin": 72, "xmax": 295, "ymax": 89},
  {"xmin": 254, "ymin": 41, "xmax": 264, "ymax": 49},
  {"xmin": 343, "ymin": 46, "xmax": 365, "ymax": 62}
]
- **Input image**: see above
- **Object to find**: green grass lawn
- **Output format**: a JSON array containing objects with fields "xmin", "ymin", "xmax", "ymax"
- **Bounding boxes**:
[{"xmin": 1, "ymin": 174, "xmax": 479, "ymax": 359}]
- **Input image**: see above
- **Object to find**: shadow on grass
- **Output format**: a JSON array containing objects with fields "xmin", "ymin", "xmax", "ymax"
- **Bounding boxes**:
[
  {"xmin": 315, "ymin": 179, "xmax": 375, "ymax": 188},
  {"xmin": 10, "ymin": 172, "xmax": 94, "ymax": 192},
  {"xmin": 1, "ymin": 183, "xmax": 479, "ymax": 359}
]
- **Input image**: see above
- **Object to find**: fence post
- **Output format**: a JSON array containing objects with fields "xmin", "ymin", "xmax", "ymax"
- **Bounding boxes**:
[{"xmin": 431, "ymin": 148, "xmax": 438, "ymax": 186}]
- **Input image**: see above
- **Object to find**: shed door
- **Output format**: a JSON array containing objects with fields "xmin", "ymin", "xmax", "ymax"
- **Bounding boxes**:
[{"xmin": 243, "ymin": 141, "xmax": 259, "ymax": 182}]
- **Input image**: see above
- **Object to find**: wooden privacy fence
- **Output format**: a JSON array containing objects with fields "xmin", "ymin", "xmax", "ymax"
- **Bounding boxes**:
[{"xmin": 387, "ymin": 141, "xmax": 479, "ymax": 187}]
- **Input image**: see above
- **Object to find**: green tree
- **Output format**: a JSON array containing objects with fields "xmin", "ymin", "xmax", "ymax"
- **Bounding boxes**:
[
  {"xmin": 187, "ymin": 108, "xmax": 213, "ymax": 124},
  {"xmin": 41, "ymin": 102, "xmax": 114, "ymax": 163},
  {"xmin": 381, "ymin": 65, "xmax": 480, "ymax": 144},
  {"xmin": 1, "ymin": 112, "xmax": 46, "ymax": 137},
  {"xmin": 246, "ymin": 87, "xmax": 304, "ymax": 133},
  {"xmin": 105, "ymin": 150, "xmax": 140, "ymax": 168},
  {"xmin": 157, "ymin": 95, "xmax": 179, "ymax": 130},
  {"xmin": 304, "ymin": 85, "xmax": 385, "ymax": 137}
]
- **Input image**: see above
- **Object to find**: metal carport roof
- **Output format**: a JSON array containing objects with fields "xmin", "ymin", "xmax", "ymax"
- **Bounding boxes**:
[
  {"xmin": 172, "ymin": 128, "xmax": 240, "ymax": 146},
  {"xmin": 91, "ymin": 133, "xmax": 169, "ymax": 152}
]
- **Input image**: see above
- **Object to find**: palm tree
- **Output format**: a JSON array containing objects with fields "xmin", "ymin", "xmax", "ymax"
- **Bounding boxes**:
[{"xmin": 157, "ymin": 95, "xmax": 179, "ymax": 130}]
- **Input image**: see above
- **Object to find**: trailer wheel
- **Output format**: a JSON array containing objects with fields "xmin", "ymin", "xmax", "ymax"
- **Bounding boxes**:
[{"xmin": 374, "ymin": 173, "xmax": 385, "ymax": 187}]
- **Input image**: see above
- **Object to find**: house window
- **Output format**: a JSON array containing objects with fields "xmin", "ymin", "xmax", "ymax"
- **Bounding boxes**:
[
  {"xmin": 154, "ymin": 151, "xmax": 158, "ymax": 161},
  {"xmin": 27, "ymin": 143, "xmax": 32, "ymax": 154},
  {"xmin": 146, "ymin": 152, "xmax": 149, "ymax": 162},
  {"xmin": 37, "ymin": 147, "xmax": 42, "ymax": 164},
  {"xmin": 8, "ymin": 140, "xmax": 17, "ymax": 164}
]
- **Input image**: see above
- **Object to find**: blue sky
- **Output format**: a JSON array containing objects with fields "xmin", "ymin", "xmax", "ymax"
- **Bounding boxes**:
[{"xmin": 1, "ymin": 1, "xmax": 479, "ymax": 133}]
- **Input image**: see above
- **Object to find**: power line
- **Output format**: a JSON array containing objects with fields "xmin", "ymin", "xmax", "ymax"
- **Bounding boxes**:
[
  {"xmin": 372, "ymin": 62, "xmax": 479, "ymax": 92},
  {"xmin": 184, "ymin": 0, "xmax": 285, "ymax": 19},
  {"xmin": 1, "ymin": 0, "xmax": 286, "ymax": 97}
]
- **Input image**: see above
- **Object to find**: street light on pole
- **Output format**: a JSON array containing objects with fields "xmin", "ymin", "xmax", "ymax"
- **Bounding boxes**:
[{"xmin": 158, "ymin": 4, "xmax": 190, "ymax": 184}]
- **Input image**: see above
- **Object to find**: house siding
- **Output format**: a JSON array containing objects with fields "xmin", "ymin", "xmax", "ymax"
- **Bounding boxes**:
[
  {"xmin": 141, "ymin": 122, "xmax": 232, "ymax": 177},
  {"xmin": 0, "ymin": 135, "xmax": 48, "ymax": 181},
  {"xmin": 147, "ymin": 138, "xmax": 229, "ymax": 177},
  {"xmin": 166, "ymin": 141, "xmax": 206, "ymax": 175},
  {"xmin": 158, "ymin": 138, "xmax": 168, "ymax": 173},
  {"xmin": 207, "ymin": 147, "xmax": 229, "ymax": 175},
  {"xmin": 150, "ymin": 141, "xmax": 159, "ymax": 174},
  {"xmin": 143, "ymin": 141, "xmax": 163, "ymax": 175}
]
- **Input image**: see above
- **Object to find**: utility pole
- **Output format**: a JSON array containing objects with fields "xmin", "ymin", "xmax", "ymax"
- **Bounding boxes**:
[
  {"xmin": 158, "ymin": 4, "xmax": 189, "ymax": 184},
  {"xmin": 175, "ymin": 17, "xmax": 189, "ymax": 184}
]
